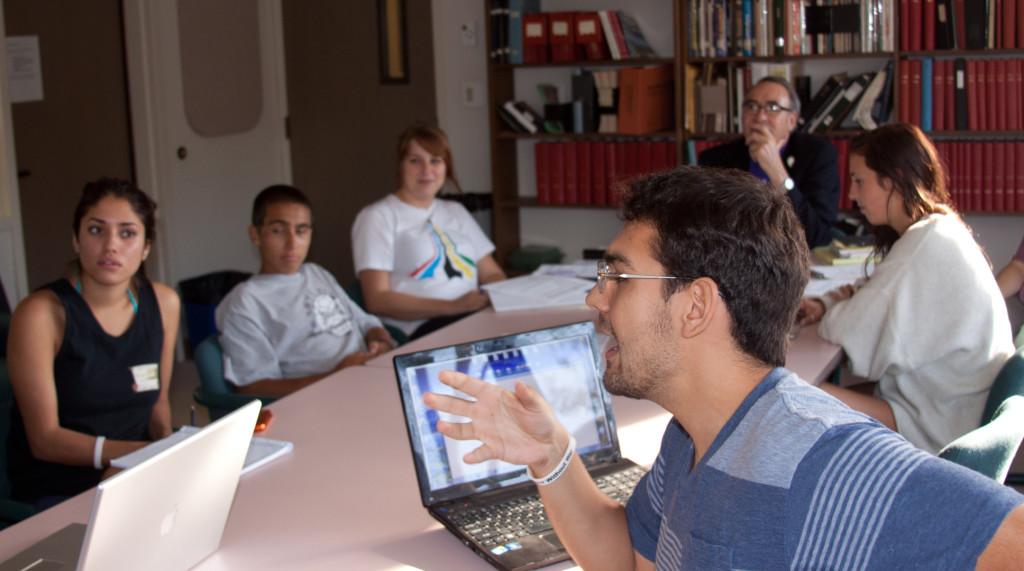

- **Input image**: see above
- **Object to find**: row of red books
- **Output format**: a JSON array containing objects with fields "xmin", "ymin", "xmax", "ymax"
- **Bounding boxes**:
[
  {"xmin": 899, "ymin": 58, "xmax": 1024, "ymax": 132},
  {"xmin": 936, "ymin": 141, "xmax": 1024, "ymax": 212},
  {"xmin": 521, "ymin": 10, "xmax": 655, "ymax": 64},
  {"xmin": 534, "ymin": 140, "xmax": 675, "ymax": 205},
  {"xmin": 831, "ymin": 139, "xmax": 1024, "ymax": 213},
  {"xmin": 900, "ymin": 0, "xmax": 1024, "ymax": 51}
]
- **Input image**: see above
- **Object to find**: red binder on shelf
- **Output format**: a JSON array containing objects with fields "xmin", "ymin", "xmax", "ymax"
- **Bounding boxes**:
[
  {"xmin": 971, "ymin": 142, "xmax": 982, "ymax": 211},
  {"xmin": 899, "ymin": 59, "xmax": 911, "ymax": 122},
  {"xmin": 1017, "ymin": 142, "xmax": 1024, "ymax": 211},
  {"xmin": 967, "ymin": 59, "xmax": 979, "ymax": 130},
  {"xmin": 550, "ymin": 141, "xmax": 566, "ymax": 205},
  {"xmin": 900, "ymin": 0, "xmax": 911, "ymax": 51},
  {"xmin": 574, "ymin": 12, "xmax": 609, "ymax": 61},
  {"xmin": 909, "ymin": 59, "xmax": 922, "ymax": 127},
  {"xmin": 1011, "ymin": 59, "xmax": 1021, "ymax": 131},
  {"xmin": 994, "ymin": 142, "xmax": 1006, "ymax": 212},
  {"xmin": 982, "ymin": 141, "xmax": 994, "ymax": 211},
  {"xmin": 910, "ymin": 0, "xmax": 923, "ymax": 50},
  {"xmin": 985, "ymin": 60, "xmax": 997, "ymax": 131},
  {"xmin": 923, "ymin": 0, "xmax": 936, "ymax": 50},
  {"xmin": 1004, "ymin": 0, "xmax": 1017, "ymax": 48},
  {"xmin": 624, "ymin": 141, "xmax": 639, "ymax": 179},
  {"xmin": 592, "ymin": 141, "xmax": 607, "ymax": 206},
  {"xmin": 944, "ymin": 59, "xmax": 956, "ymax": 130},
  {"xmin": 996, "ymin": 60, "xmax": 1008, "ymax": 131},
  {"xmin": 564, "ymin": 141, "xmax": 578, "ymax": 205},
  {"xmin": 522, "ymin": 12, "xmax": 549, "ymax": 64},
  {"xmin": 637, "ymin": 140, "xmax": 653, "ymax": 176},
  {"xmin": 578, "ymin": 141, "xmax": 593, "ymax": 205},
  {"xmin": 548, "ymin": 12, "xmax": 578, "ymax": 63},
  {"xmin": 612, "ymin": 140, "xmax": 628, "ymax": 206},
  {"xmin": 1007, "ymin": 143, "xmax": 1017, "ymax": 212},
  {"xmin": 604, "ymin": 142, "xmax": 618, "ymax": 206},
  {"xmin": 535, "ymin": 143, "xmax": 550, "ymax": 204}
]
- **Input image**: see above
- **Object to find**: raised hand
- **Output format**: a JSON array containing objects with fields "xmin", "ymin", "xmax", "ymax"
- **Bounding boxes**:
[{"xmin": 423, "ymin": 370, "xmax": 568, "ymax": 469}]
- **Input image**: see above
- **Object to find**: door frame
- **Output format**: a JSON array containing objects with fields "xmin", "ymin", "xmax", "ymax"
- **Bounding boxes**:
[{"xmin": 0, "ymin": 0, "xmax": 31, "ymax": 306}]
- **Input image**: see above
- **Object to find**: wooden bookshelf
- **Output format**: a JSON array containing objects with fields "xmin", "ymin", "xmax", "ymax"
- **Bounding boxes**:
[{"xmin": 484, "ymin": 1, "xmax": 1024, "ymax": 262}]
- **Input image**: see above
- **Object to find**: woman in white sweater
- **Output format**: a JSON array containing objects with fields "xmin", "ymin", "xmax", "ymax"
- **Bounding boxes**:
[{"xmin": 797, "ymin": 123, "xmax": 1013, "ymax": 454}]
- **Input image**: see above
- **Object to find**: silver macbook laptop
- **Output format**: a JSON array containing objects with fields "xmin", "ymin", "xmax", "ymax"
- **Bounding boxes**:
[
  {"xmin": 393, "ymin": 321, "xmax": 646, "ymax": 571},
  {"xmin": 0, "ymin": 399, "xmax": 261, "ymax": 571}
]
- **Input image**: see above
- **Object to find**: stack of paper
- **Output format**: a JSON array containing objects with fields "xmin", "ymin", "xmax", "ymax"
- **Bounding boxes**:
[
  {"xmin": 804, "ymin": 264, "xmax": 871, "ymax": 298},
  {"xmin": 482, "ymin": 274, "xmax": 595, "ymax": 312}
]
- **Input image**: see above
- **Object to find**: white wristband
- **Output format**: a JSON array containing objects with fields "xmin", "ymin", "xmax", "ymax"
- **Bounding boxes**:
[
  {"xmin": 93, "ymin": 436, "xmax": 106, "ymax": 470},
  {"xmin": 528, "ymin": 435, "xmax": 575, "ymax": 486}
]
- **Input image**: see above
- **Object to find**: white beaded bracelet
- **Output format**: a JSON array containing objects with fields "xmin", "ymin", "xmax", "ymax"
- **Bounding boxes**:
[
  {"xmin": 528, "ymin": 435, "xmax": 576, "ymax": 486},
  {"xmin": 93, "ymin": 435, "xmax": 106, "ymax": 470}
]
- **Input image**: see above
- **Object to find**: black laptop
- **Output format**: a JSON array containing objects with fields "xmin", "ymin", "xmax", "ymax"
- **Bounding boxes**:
[{"xmin": 392, "ymin": 321, "xmax": 646, "ymax": 571}]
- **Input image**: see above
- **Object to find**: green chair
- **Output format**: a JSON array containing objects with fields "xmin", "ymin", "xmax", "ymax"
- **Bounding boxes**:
[
  {"xmin": 192, "ymin": 336, "xmax": 276, "ymax": 421},
  {"xmin": 0, "ymin": 363, "xmax": 38, "ymax": 528},
  {"xmin": 343, "ymin": 281, "xmax": 408, "ymax": 346},
  {"xmin": 939, "ymin": 348, "xmax": 1024, "ymax": 484}
]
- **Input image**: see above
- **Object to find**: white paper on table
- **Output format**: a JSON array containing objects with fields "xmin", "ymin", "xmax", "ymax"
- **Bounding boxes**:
[
  {"xmin": 482, "ymin": 274, "xmax": 594, "ymax": 312},
  {"xmin": 810, "ymin": 264, "xmax": 871, "ymax": 281},
  {"xmin": 532, "ymin": 260, "xmax": 597, "ymax": 280}
]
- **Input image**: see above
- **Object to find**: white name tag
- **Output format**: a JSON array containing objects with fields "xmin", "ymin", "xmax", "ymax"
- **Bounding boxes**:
[{"xmin": 131, "ymin": 363, "xmax": 160, "ymax": 392}]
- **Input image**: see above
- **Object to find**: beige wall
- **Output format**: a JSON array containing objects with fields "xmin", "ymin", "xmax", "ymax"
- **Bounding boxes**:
[{"xmin": 282, "ymin": 0, "xmax": 437, "ymax": 285}]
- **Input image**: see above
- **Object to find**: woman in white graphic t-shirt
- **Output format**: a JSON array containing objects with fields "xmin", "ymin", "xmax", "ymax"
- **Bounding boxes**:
[{"xmin": 352, "ymin": 124, "xmax": 507, "ymax": 340}]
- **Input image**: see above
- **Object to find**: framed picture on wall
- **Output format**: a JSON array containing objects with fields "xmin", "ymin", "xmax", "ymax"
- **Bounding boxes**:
[{"xmin": 378, "ymin": 0, "xmax": 408, "ymax": 83}]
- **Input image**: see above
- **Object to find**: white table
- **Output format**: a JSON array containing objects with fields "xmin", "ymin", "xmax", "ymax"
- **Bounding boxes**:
[{"xmin": 0, "ymin": 310, "xmax": 841, "ymax": 570}]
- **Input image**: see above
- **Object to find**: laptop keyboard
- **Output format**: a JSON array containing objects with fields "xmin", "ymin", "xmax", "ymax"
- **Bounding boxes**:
[{"xmin": 449, "ymin": 465, "xmax": 646, "ymax": 549}]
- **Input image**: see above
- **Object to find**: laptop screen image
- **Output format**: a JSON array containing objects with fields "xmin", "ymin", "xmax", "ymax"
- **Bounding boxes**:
[
  {"xmin": 393, "ymin": 321, "xmax": 623, "ymax": 506},
  {"xmin": 0, "ymin": 399, "xmax": 261, "ymax": 571}
]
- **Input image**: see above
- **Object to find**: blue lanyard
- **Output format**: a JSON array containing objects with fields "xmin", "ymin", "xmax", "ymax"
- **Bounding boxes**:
[{"xmin": 74, "ymin": 279, "xmax": 138, "ymax": 314}]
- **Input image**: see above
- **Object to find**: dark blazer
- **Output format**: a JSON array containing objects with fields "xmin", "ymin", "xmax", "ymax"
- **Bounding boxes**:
[{"xmin": 698, "ymin": 131, "xmax": 840, "ymax": 248}]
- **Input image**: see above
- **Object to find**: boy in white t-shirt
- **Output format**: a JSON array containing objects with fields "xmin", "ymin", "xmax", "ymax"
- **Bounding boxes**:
[{"xmin": 217, "ymin": 185, "xmax": 394, "ymax": 397}]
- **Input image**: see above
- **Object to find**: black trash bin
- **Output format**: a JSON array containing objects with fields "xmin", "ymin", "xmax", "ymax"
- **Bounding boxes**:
[{"xmin": 178, "ymin": 271, "xmax": 251, "ymax": 354}]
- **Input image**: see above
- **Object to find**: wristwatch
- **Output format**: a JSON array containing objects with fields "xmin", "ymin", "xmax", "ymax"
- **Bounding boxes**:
[{"xmin": 782, "ymin": 177, "xmax": 795, "ymax": 191}]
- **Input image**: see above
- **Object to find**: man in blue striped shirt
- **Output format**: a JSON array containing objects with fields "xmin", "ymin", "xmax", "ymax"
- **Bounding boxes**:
[{"xmin": 425, "ymin": 166, "xmax": 1023, "ymax": 569}]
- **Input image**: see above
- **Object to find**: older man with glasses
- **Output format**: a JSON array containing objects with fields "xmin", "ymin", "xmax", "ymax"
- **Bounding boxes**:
[{"xmin": 699, "ymin": 76, "xmax": 840, "ymax": 248}]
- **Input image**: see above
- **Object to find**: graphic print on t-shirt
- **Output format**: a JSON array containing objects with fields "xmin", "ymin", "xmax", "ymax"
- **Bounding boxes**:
[
  {"xmin": 409, "ymin": 221, "xmax": 477, "ymax": 281},
  {"xmin": 307, "ymin": 292, "xmax": 354, "ymax": 337}
]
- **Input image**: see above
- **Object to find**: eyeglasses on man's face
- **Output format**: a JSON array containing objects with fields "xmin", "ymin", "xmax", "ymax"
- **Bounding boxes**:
[
  {"xmin": 741, "ymin": 100, "xmax": 794, "ymax": 116},
  {"xmin": 595, "ymin": 259, "xmax": 677, "ymax": 294}
]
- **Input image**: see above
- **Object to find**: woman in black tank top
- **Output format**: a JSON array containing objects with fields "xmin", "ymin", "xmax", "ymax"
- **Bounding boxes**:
[{"xmin": 6, "ymin": 178, "xmax": 181, "ymax": 505}]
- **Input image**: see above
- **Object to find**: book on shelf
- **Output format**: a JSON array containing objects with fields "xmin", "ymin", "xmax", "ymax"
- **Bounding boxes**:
[
  {"xmin": 598, "ymin": 10, "xmax": 628, "ymax": 60},
  {"xmin": 498, "ymin": 100, "xmax": 543, "ymax": 134},
  {"xmin": 617, "ymin": 11, "xmax": 657, "ymax": 58},
  {"xmin": 489, "ymin": 0, "xmax": 509, "ymax": 63},
  {"xmin": 548, "ymin": 12, "xmax": 577, "ymax": 62},
  {"xmin": 618, "ymin": 64, "xmax": 673, "ymax": 135},
  {"xmin": 811, "ymin": 73, "xmax": 874, "ymax": 133},
  {"xmin": 571, "ymin": 69, "xmax": 597, "ymax": 133},
  {"xmin": 507, "ymin": 0, "xmax": 540, "ymax": 64},
  {"xmin": 534, "ymin": 140, "xmax": 675, "ymax": 207},
  {"xmin": 690, "ymin": 0, "xmax": 890, "ymax": 56},
  {"xmin": 801, "ymin": 73, "xmax": 847, "ymax": 130},
  {"xmin": 594, "ymin": 69, "xmax": 618, "ymax": 134},
  {"xmin": 521, "ymin": 12, "xmax": 548, "ymax": 64},
  {"xmin": 574, "ymin": 12, "xmax": 608, "ymax": 61}
]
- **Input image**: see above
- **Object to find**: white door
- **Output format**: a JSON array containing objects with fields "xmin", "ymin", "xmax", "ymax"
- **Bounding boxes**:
[{"xmin": 122, "ymin": 0, "xmax": 291, "ymax": 287}]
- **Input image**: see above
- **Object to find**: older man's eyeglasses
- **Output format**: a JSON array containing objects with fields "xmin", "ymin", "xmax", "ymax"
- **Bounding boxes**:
[
  {"xmin": 595, "ymin": 259, "xmax": 677, "ymax": 293},
  {"xmin": 741, "ymin": 100, "xmax": 794, "ymax": 115}
]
